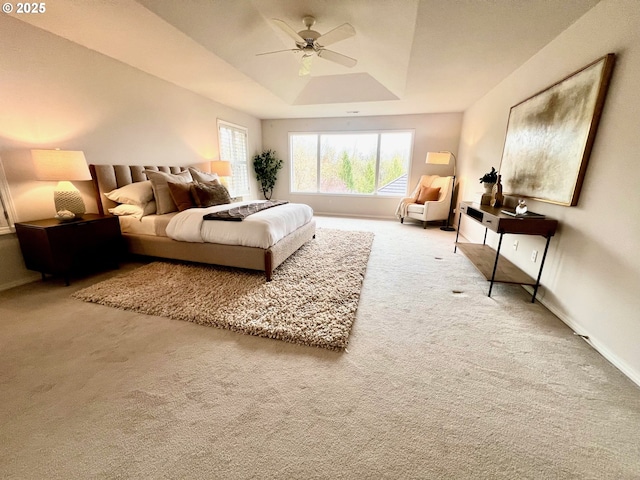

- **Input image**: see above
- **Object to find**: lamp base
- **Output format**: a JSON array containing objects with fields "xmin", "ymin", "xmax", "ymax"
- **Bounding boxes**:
[
  {"xmin": 440, "ymin": 225, "xmax": 456, "ymax": 231},
  {"xmin": 54, "ymin": 189, "xmax": 86, "ymax": 216}
]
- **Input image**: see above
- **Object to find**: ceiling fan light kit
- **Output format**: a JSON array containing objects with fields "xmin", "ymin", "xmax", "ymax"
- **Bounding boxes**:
[{"xmin": 258, "ymin": 15, "xmax": 357, "ymax": 76}]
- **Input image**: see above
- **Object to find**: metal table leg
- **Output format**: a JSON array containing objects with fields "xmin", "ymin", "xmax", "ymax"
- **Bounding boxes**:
[
  {"xmin": 488, "ymin": 232, "xmax": 504, "ymax": 297},
  {"xmin": 532, "ymin": 235, "xmax": 552, "ymax": 303}
]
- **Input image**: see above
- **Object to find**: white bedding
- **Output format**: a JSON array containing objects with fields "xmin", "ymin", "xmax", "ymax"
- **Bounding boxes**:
[{"xmin": 166, "ymin": 201, "xmax": 313, "ymax": 249}]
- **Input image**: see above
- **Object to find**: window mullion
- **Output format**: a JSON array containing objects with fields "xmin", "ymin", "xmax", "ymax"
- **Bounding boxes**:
[
  {"xmin": 374, "ymin": 133, "xmax": 382, "ymax": 195},
  {"xmin": 316, "ymin": 134, "xmax": 321, "ymax": 193}
]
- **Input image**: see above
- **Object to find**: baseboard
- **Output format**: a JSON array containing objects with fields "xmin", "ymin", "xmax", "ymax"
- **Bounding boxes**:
[
  {"xmin": 522, "ymin": 285, "xmax": 640, "ymax": 389},
  {"xmin": 0, "ymin": 274, "xmax": 40, "ymax": 292},
  {"xmin": 313, "ymin": 212, "xmax": 396, "ymax": 220}
]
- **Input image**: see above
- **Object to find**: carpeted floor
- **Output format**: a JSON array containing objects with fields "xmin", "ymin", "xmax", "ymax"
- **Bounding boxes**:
[
  {"xmin": 72, "ymin": 228, "xmax": 374, "ymax": 350},
  {"xmin": 1, "ymin": 216, "xmax": 639, "ymax": 479}
]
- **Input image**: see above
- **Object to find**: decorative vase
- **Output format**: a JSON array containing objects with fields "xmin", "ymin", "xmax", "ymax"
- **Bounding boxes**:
[
  {"xmin": 515, "ymin": 199, "xmax": 528, "ymax": 215},
  {"xmin": 490, "ymin": 175, "xmax": 504, "ymax": 207},
  {"xmin": 483, "ymin": 182, "xmax": 495, "ymax": 194}
]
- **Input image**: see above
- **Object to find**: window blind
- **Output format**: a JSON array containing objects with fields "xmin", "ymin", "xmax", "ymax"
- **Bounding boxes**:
[
  {"xmin": 0, "ymin": 159, "xmax": 16, "ymax": 235},
  {"xmin": 218, "ymin": 121, "xmax": 250, "ymax": 196}
]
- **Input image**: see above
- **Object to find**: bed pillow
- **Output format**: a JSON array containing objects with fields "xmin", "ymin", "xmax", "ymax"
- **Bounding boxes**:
[
  {"xmin": 188, "ymin": 167, "xmax": 220, "ymax": 184},
  {"xmin": 416, "ymin": 186, "xmax": 440, "ymax": 204},
  {"xmin": 190, "ymin": 182, "xmax": 231, "ymax": 208},
  {"xmin": 108, "ymin": 201, "xmax": 157, "ymax": 219},
  {"xmin": 105, "ymin": 180, "xmax": 154, "ymax": 207},
  {"xmin": 144, "ymin": 170, "xmax": 193, "ymax": 214},
  {"xmin": 167, "ymin": 182, "xmax": 196, "ymax": 212}
]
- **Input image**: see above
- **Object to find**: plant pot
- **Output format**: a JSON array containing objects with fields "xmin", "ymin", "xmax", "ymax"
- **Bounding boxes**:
[{"xmin": 483, "ymin": 183, "xmax": 495, "ymax": 193}]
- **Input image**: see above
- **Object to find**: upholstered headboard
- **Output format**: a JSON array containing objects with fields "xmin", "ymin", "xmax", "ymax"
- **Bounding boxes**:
[{"xmin": 90, "ymin": 164, "xmax": 188, "ymax": 215}]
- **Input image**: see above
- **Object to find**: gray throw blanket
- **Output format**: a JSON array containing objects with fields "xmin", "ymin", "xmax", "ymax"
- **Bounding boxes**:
[{"xmin": 203, "ymin": 200, "xmax": 289, "ymax": 221}]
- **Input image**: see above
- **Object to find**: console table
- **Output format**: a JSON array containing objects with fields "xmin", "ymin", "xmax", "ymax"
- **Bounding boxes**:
[{"xmin": 455, "ymin": 201, "xmax": 558, "ymax": 302}]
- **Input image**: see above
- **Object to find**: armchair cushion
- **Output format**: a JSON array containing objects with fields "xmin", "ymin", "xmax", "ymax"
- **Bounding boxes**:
[{"xmin": 416, "ymin": 186, "xmax": 440, "ymax": 204}]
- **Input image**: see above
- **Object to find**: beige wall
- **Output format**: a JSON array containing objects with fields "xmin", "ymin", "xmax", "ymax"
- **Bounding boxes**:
[
  {"xmin": 261, "ymin": 113, "xmax": 462, "ymax": 218},
  {"xmin": 457, "ymin": 0, "xmax": 640, "ymax": 384},
  {"xmin": 0, "ymin": 16, "xmax": 262, "ymax": 290}
]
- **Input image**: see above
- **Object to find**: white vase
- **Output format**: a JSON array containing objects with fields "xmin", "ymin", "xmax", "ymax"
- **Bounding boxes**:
[{"xmin": 483, "ymin": 183, "xmax": 495, "ymax": 193}]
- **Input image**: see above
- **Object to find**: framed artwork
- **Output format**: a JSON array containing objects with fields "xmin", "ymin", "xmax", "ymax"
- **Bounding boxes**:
[{"xmin": 499, "ymin": 54, "xmax": 615, "ymax": 206}]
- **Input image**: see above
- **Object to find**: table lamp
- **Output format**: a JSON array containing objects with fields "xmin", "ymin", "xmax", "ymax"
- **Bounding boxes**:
[
  {"xmin": 32, "ymin": 149, "xmax": 91, "ymax": 217},
  {"xmin": 210, "ymin": 160, "xmax": 232, "ymax": 188}
]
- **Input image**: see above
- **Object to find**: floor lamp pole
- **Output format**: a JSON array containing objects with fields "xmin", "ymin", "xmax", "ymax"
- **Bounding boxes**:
[{"xmin": 440, "ymin": 175, "xmax": 456, "ymax": 231}]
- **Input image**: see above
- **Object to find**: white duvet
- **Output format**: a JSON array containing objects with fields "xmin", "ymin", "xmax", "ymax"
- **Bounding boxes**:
[{"xmin": 165, "ymin": 201, "xmax": 313, "ymax": 249}]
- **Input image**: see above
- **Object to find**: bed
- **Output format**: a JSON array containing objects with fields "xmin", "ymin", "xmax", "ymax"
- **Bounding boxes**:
[{"xmin": 90, "ymin": 164, "xmax": 316, "ymax": 281}]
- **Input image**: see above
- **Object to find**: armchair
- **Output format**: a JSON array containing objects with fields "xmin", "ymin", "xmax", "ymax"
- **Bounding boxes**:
[{"xmin": 395, "ymin": 175, "xmax": 453, "ymax": 228}]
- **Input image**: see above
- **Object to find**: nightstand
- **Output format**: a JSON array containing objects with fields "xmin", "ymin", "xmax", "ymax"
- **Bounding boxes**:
[{"xmin": 15, "ymin": 214, "xmax": 123, "ymax": 286}]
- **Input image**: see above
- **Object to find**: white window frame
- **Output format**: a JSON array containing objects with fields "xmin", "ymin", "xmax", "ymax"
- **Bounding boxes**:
[
  {"xmin": 0, "ymin": 157, "xmax": 17, "ymax": 235},
  {"xmin": 288, "ymin": 130, "xmax": 414, "ymax": 197},
  {"xmin": 217, "ymin": 119, "xmax": 250, "ymax": 197}
]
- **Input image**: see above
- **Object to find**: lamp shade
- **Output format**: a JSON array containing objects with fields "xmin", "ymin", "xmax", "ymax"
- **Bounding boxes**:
[
  {"xmin": 425, "ymin": 151, "xmax": 452, "ymax": 165},
  {"xmin": 210, "ymin": 160, "xmax": 232, "ymax": 177},
  {"xmin": 31, "ymin": 149, "xmax": 90, "ymax": 217},
  {"xmin": 32, "ymin": 149, "xmax": 91, "ymax": 181}
]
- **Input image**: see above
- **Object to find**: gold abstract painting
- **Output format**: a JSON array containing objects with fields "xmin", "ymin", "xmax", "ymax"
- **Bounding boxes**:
[{"xmin": 499, "ymin": 54, "xmax": 615, "ymax": 206}]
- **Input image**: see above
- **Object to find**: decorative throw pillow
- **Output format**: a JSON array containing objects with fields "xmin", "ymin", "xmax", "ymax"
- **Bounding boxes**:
[
  {"xmin": 144, "ymin": 170, "xmax": 192, "ymax": 214},
  {"xmin": 108, "ymin": 201, "xmax": 157, "ymax": 219},
  {"xmin": 416, "ymin": 186, "xmax": 440, "ymax": 204},
  {"xmin": 190, "ymin": 182, "xmax": 231, "ymax": 208},
  {"xmin": 188, "ymin": 167, "xmax": 220, "ymax": 184},
  {"xmin": 105, "ymin": 180, "xmax": 154, "ymax": 206},
  {"xmin": 167, "ymin": 182, "xmax": 196, "ymax": 212}
]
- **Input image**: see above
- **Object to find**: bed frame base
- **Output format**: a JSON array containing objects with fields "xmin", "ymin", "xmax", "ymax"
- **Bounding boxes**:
[{"xmin": 123, "ymin": 219, "xmax": 316, "ymax": 281}]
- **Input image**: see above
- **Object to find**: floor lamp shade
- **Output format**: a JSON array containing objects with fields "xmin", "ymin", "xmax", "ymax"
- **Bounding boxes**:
[
  {"xmin": 32, "ymin": 149, "xmax": 91, "ymax": 216},
  {"xmin": 425, "ymin": 151, "xmax": 453, "ymax": 166}
]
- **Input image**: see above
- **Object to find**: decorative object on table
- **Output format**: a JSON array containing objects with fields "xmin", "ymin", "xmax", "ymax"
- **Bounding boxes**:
[
  {"xmin": 515, "ymin": 199, "xmax": 528, "ymax": 215},
  {"xmin": 54, "ymin": 209, "xmax": 76, "ymax": 222},
  {"xmin": 32, "ymin": 149, "xmax": 92, "ymax": 217},
  {"xmin": 253, "ymin": 149, "xmax": 283, "ymax": 200},
  {"xmin": 209, "ymin": 160, "xmax": 233, "ymax": 189},
  {"xmin": 73, "ymin": 228, "xmax": 373, "ymax": 350},
  {"xmin": 490, "ymin": 174, "xmax": 504, "ymax": 208},
  {"xmin": 479, "ymin": 167, "xmax": 498, "ymax": 193},
  {"xmin": 498, "ymin": 54, "xmax": 615, "ymax": 206},
  {"xmin": 425, "ymin": 151, "xmax": 457, "ymax": 231}
]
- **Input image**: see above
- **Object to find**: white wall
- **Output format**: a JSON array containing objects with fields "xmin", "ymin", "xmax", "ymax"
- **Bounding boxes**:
[
  {"xmin": 262, "ymin": 113, "xmax": 462, "ymax": 218},
  {"xmin": 457, "ymin": 0, "xmax": 640, "ymax": 385},
  {"xmin": 0, "ymin": 16, "xmax": 262, "ymax": 290}
]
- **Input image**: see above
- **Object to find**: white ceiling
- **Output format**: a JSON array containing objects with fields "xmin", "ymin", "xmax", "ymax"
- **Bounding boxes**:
[{"xmin": 12, "ymin": 0, "xmax": 600, "ymax": 119}]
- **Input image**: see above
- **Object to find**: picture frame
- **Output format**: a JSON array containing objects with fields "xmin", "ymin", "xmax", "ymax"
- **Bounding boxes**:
[{"xmin": 498, "ymin": 53, "xmax": 615, "ymax": 206}]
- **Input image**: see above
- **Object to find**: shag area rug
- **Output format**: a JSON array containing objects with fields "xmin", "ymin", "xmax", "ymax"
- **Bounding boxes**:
[{"xmin": 72, "ymin": 228, "xmax": 374, "ymax": 350}]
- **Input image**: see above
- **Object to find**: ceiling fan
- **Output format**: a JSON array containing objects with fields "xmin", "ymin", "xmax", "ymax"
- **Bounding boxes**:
[{"xmin": 258, "ymin": 16, "xmax": 357, "ymax": 76}]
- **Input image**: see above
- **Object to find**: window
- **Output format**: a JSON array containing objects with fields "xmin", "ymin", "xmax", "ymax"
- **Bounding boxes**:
[
  {"xmin": 290, "ymin": 131, "xmax": 413, "ymax": 196},
  {"xmin": 217, "ymin": 120, "xmax": 250, "ymax": 196},
  {"xmin": 0, "ymin": 158, "xmax": 17, "ymax": 235}
]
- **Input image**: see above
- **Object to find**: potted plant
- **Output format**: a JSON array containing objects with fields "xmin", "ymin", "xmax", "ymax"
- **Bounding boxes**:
[
  {"xmin": 479, "ymin": 167, "xmax": 498, "ymax": 192},
  {"xmin": 253, "ymin": 149, "xmax": 283, "ymax": 200}
]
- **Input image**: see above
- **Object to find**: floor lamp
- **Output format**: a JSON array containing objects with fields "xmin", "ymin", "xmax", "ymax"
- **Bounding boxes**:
[{"xmin": 425, "ymin": 151, "xmax": 457, "ymax": 231}]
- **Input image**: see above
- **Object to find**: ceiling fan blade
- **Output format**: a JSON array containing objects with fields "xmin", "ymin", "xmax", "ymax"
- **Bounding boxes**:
[
  {"xmin": 315, "ymin": 23, "xmax": 355, "ymax": 47},
  {"xmin": 256, "ymin": 49, "xmax": 299, "ymax": 57},
  {"xmin": 299, "ymin": 55, "xmax": 313, "ymax": 76},
  {"xmin": 272, "ymin": 18, "xmax": 306, "ymax": 46},
  {"xmin": 317, "ymin": 49, "xmax": 357, "ymax": 68}
]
